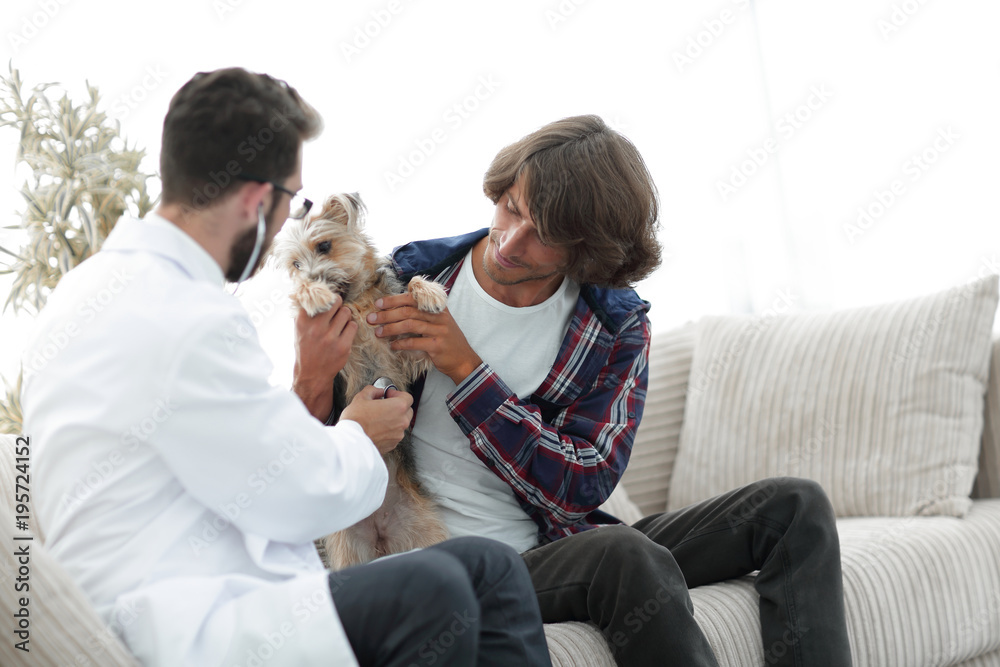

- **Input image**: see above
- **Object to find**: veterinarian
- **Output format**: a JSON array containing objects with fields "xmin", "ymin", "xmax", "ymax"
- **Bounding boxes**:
[
  {"xmin": 369, "ymin": 115, "xmax": 853, "ymax": 666},
  {"xmin": 21, "ymin": 68, "xmax": 551, "ymax": 667}
]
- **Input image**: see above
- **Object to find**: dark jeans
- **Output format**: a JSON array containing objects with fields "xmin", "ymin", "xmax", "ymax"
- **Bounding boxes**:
[
  {"xmin": 329, "ymin": 536, "xmax": 552, "ymax": 667},
  {"xmin": 521, "ymin": 477, "xmax": 853, "ymax": 667}
]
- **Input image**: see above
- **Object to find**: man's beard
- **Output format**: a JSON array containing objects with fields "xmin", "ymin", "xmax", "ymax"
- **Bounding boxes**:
[{"xmin": 225, "ymin": 198, "xmax": 281, "ymax": 283}]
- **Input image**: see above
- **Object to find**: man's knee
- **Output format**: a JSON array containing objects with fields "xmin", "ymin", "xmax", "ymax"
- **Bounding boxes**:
[
  {"xmin": 575, "ymin": 526, "xmax": 686, "ymax": 585},
  {"xmin": 397, "ymin": 550, "xmax": 480, "ymax": 615},
  {"xmin": 772, "ymin": 477, "xmax": 834, "ymax": 517},
  {"xmin": 430, "ymin": 535, "xmax": 538, "ymax": 594},
  {"xmin": 752, "ymin": 477, "xmax": 837, "ymax": 536},
  {"xmin": 437, "ymin": 535, "xmax": 520, "ymax": 562},
  {"xmin": 434, "ymin": 535, "xmax": 522, "ymax": 572},
  {"xmin": 583, "ymin": 525, "xmax": 655, "ymax": 557}
]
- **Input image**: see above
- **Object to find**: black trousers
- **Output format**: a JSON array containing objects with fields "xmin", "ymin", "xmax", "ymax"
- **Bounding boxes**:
[
  {"xmin": 521, "ymin": 477, "xmax": 853, "ymax": 667},
  {"xmin": 329, "ymin": 536, "xmax": 552, "ymax": 667}
]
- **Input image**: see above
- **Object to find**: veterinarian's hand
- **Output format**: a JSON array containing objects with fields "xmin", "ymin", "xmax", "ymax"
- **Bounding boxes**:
[
  {"xmin": 293, "ymin": 296, "xmax": 358, "ymax": 420},
  {"xmin": 341, "ymin": 386, "xmax": 414, "ymax": 454},
  {"xmin": 369, "ymin": 293, "xmax": 483, "ymax": 385}
]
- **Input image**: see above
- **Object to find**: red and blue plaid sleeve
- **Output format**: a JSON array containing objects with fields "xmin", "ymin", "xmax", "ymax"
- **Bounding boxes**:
[{"xmin": 445, "ymin": 308, "xmax": 652, "ymax": 543}]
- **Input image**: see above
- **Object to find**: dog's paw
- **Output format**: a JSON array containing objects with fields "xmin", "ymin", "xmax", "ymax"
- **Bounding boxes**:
[
  {"xmin": 408, "ymin": 276, "xmax": 447, "ymax": 314},
  {"xmin": 293, "ymin": 281, "xmax": 336, "ymax": 316}
]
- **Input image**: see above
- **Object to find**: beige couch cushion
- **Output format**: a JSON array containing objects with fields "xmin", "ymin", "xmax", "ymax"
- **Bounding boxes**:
[
  {"xmin": 544, "ymin": 621, "xmax": 616, "ymax": 666},
  {"xmin": 669, "ymin": 276, "xmax": 998, "ymax": 517},
  {"xmin": 549, "ymin": 500, "xmax": 1000, "ymax": 667},
  {"xmin": 835, "ymin": 500, "xmax": 1000, "ymax": 666},
  {"xmin": 693, "ymin": 502, "xmax": 1000, "ymax": 666}
]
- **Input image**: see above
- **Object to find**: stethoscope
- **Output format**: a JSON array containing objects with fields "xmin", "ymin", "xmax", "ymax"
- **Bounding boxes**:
[{"xmin": 228, "ymin": 203, "xmax": 267, "ymax": 295}]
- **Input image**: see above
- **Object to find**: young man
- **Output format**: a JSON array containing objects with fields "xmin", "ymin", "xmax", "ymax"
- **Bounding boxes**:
[
  {"xmin": 368, "ymin": 115, "xmax": 853, "ymax": 666},
  {"xmin": 21, "ymin": 68, "xmax": 551, "ymax": 667}
]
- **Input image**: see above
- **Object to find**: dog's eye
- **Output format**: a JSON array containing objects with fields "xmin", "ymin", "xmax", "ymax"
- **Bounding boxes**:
[
  {"xmin": 316, "ymin": 241, "xmax": 331, "ymax": 255},
  {"xmin": 293, "ymin": 261, "xmax": 301, "ymax": 270}
]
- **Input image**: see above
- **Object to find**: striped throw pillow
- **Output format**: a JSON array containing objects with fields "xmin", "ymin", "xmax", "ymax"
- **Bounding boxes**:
[{"xmin": 668, "ymin": 276, "xmax": 998, "ymax": 517}]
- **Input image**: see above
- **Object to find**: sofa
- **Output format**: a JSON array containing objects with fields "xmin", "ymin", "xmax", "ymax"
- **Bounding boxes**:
[
  {"xmin": 3, "ymin": 276, "xmax": 1000, "ymax": 666},
  {"xmin": 544, "ymin": 276, "xmax": 1000, "ymax": 666}
]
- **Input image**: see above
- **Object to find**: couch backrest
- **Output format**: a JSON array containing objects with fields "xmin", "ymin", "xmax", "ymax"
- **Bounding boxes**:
[
  {"xmin": 620, "ymin": 322, "xmax": 694, "ymax": 516},
  {"xmin": 976, "ymin": 340, "xmax": 1000, "ymax": 498},
  {"xmin": 621, "ymin": 325, "xmax": 1000, "ymax": 516}
]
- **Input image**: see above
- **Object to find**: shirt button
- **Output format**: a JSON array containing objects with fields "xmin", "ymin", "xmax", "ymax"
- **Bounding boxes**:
[{"xmin": 627, "ymin": 411, "xmax": 636, "ymax": 419}]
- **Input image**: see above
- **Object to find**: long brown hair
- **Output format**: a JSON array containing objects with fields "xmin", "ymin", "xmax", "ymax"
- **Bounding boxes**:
[{"xmin": 483, "ymin": 115, "xmax": 661, "ymax": 288}]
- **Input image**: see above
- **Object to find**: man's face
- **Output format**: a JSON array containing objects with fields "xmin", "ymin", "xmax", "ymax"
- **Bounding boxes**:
[
  {"xmin": 225, "ymin": 149, "xmax": 304, "ymax": 282},
  {"xmin": 483, "ymin": 178, "xmax": 568, "ymax": 288}
]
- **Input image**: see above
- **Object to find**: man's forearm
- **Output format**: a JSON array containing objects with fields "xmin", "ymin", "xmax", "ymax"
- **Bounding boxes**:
[
  {"xmin": 445, "ymin": 313, "xmax": 651, "ymax": 531},
  {"xmin": 293, "ymin": 368, "xmax": 334, "ymax": 421}
]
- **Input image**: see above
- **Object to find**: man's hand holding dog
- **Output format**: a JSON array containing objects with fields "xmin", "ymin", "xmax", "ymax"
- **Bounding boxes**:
[
  {"xmin": 293, "ymin": 295, "xmax": 358, "ymax": 420},
  {"xmin": 369, "ymin": 293, "xmax": 483, "ymax": 385},
  {"xmin": 341, "ymin": 386, "xmax": 414, "ymax": 454}
]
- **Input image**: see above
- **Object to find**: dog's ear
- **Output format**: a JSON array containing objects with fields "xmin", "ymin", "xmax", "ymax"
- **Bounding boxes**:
[
  {"xmin": 321, "ymin": 192, "xmax": 367, "ymax": 231},
  {"xmin": 342, "ymin": 192, "xmax": 367, "ymax": 231}
]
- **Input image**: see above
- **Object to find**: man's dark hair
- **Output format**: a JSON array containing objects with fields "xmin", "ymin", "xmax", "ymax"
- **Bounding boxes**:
[
  {"xmin": 482, "ymin": 115, "xmax": 661, "ymax": 288},
  {"xmin": 160, "ymin": 68, "xmax": 323, "ymax": 210}
]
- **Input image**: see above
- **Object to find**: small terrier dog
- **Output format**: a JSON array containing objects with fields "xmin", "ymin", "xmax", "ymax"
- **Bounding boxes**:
[{"xmin": 271, "ymin": 192, "xmax": 449, "ymax": 569}]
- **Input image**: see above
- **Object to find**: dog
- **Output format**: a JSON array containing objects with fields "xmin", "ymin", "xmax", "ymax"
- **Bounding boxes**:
[{"xmin": 271, "ymin": 192, "xmax": 450, "ymax": 569}]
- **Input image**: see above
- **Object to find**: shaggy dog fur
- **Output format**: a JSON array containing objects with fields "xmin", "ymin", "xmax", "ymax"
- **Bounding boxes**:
[{"xmin": 271, "ymin": 193, "xmax": 449, "ymax": 568}]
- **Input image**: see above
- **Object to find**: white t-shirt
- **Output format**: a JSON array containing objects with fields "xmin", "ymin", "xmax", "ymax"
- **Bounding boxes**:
[{"xmin": 412, "ymin": 249, "xmax": 580, "ymax": 553}]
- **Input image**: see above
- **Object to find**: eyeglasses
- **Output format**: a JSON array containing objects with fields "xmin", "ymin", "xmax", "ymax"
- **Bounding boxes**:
[{"xmin": 237, "ymin": 173, "xmax": 313, "ymax": 220}]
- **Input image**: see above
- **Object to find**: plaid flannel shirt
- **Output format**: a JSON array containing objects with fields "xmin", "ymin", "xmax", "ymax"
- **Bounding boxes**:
[{"xmin": 391, "ymin": 229, "xmax": 652, "ymax": 545}]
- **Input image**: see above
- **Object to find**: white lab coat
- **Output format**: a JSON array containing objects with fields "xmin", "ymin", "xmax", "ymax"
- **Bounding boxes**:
[{"xmin": 21, "ymin": 213, "xmax": 388, "ymax": 666}]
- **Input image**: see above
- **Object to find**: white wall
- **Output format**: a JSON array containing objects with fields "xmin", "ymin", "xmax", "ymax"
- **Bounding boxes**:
[{"xmin": 1, "ymin": 0, "xmax": 997, "ymax": 389}]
